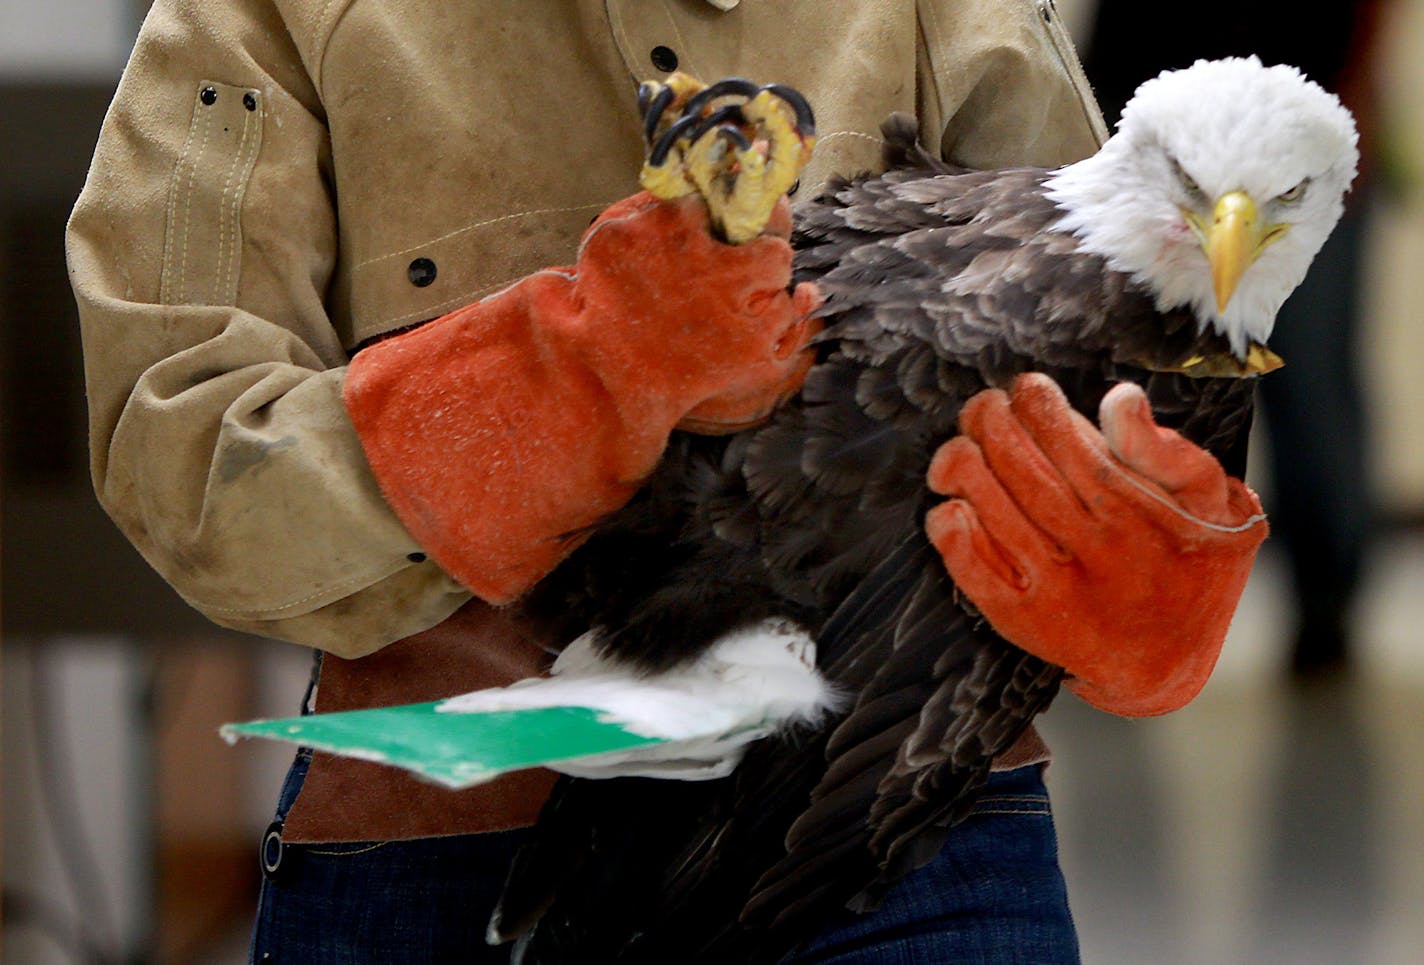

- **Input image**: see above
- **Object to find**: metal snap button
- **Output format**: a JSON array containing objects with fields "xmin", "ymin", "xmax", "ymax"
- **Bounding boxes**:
[
  {"xmin": 200, "ymin": 86, "xmax": 218, "ymax": 106},
  {"xmin": 407, "ymin": 257, "xmax": 437, "ymax": 287},
  {"xmin": 650, "ymin": 45, "xmax": 679, "ymax": 72}
]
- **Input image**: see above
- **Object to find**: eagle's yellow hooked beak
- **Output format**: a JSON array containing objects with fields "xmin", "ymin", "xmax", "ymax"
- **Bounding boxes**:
[{"xmin": 1185, "ymin": 191, "xmax": 1289, "ymax": 311}]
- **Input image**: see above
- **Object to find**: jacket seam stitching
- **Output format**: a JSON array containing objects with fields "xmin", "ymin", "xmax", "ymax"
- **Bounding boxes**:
[
  {"xmin": 356, "ymin": 277, "xmax": 520, "ymax": 333},
  {"xmin": 816, "ymin": 130, "xmax": 886, "ymax": 151},
  {"xmin": 1032, "ymin": 0, "xmax": 1109, "ymax": 147},
  {"xmin": 604, "ymin": 0, "xmax": 637, "ymax": 79},
  {"xmin": 160, "ymin": 92, "xmax": 205, "ymax": 303},
  {"xmin": 311, "ymin": 0, "xmax": 361, "ymax": 101},
  {"xmin": 228, "ymin": 102, "xmax": 266, "ymax": 299},
  {"xmin": 655, "ymin": 0, "xmax": 701, "ymax": 80},
  {"xmin": 352, "ymin": 200, "xmax": 614, "ymax": 272},
  {"xmin": 212, "ymin": 118, "xmax": 239, "ymax": 303},
  {"xmin": 215, "ymin": 103, "xmax": 256, "ymax": 303},
  {"xmin": 170, "ymin": 95, "xmax": 215, "ymax": 304},
  {"xmin": 186, "ymin": 555, "xmax": 410, "ymax": 617}
]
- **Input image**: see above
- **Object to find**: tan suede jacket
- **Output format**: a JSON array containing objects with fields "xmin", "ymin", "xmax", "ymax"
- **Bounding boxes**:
[{"xmin": 70, "ymin": 0, "xmax": 1105, "ymax": 839}]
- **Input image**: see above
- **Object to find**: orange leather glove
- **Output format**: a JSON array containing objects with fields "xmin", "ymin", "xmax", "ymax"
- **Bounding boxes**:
[
  {"xmin": 924, "ymin": 373, "xmax": 1268, "ymax": 717},
  {"xmin": 345, "ymin": 192, "xmax": 820, "ymax": 604}
]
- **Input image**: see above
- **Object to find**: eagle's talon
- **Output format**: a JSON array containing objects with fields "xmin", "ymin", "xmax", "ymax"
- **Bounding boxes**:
[
  {"xmin": 762, "ymin": 84, "xmax": 817, "ymax": 137},
  {"xmin": 638, "ymin": 73, "xmax": 709, "ymax": 149},
  {"xmin": 680, "ymin": 105, "xmax": 751, "ymax": 153},
  {"xmin": 647, "ymin": 112, "xmax": 702, "ymax": 168},
  {"xmin": 639, "ymin": 82, "xmax": 678, "ymax": 144},
  {"xmin": 681, "ymin": 78, "xmax": 763, "ymax": 120},
  {"xmin": 712, "ymin": 123, "xmax": 752, "ymax": 155},
  {"xmin": 647, "ymin": 104, "xmax": 750, "ymax": 169},
  {"xmin": 638, "ymin": 72, "xmax": 817, "ymax": 244}
]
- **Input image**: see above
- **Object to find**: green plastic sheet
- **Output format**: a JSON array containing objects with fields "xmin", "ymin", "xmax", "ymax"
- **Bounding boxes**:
[{"xmin": 221, "ymin": 701, "xmax": 670, "ymax": 789}]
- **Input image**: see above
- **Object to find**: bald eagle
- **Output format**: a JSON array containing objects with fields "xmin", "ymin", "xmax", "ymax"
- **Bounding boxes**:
[{"xmin": 493, "ymin": 57, "xmax": 1359, "ymax": 962}]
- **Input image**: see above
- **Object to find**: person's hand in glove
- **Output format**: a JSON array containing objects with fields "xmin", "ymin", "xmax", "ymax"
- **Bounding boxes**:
[
  {"xmin": 924, "ymin": 372, "xmax": 1268, "ymax": 717},
  {"xmin": 344, "ymin": 192, "xmax": 820, "ymax": 605}
]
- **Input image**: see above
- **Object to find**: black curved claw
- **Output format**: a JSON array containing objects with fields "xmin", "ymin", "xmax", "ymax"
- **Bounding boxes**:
[
  {"xmin": 647, "ymin": 104, "xmax": 750, "ymax": 167},
  {"xmin": 710, "ymin": 123, "xmax": 752, "ymax": 154},
  {"xmin": 648, "ymin": 111, "xmax": 705, "ymax": 167},
  {"xmin": 681, "ymin": 104, "xmax": 749, "ymax": 150},
  {"xmin": 762, "ymin": 83, "xmax": 817, "ymax": 136},
  {"xmin": 681, "ymin": 77, "xmax": 762, "ymax": 121},
  {"xmin": 640, "ymin": 82, "xmax": 678, "ymax": 145}
]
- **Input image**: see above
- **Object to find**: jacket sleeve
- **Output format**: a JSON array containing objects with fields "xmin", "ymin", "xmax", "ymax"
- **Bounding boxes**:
[
  {"xmin": 68, "ymin": 0, "xmax": 469, "ymax": 657},
  {"xmin": 916, "ymin": 0, "xmax": 1109, "ymax": 169}
]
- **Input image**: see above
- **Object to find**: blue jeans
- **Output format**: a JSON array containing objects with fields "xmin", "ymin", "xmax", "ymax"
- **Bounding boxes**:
[
  {"xmin": 785, "ymin": 764, "xmax": 1080, "ymax": 963},
  {"xmin": 251, "ymin": 759, "xmax": 1076, "ymax": 963},
  {"xmin": 250, "ymin": 747, "xmax": 527, "ymax": 964}
]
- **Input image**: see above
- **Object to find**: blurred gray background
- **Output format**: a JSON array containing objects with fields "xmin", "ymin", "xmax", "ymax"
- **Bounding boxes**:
[{"xmin": 3, "ymin": 1, "xmax": 1424, "ymax": 962}]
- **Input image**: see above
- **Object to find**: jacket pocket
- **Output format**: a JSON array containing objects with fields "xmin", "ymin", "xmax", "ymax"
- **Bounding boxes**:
[{"xmin": 159, "ymin": 80, "xmax": 264, "ymax": 306}]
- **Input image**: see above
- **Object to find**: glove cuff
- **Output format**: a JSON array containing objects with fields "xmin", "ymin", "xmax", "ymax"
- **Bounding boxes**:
[{"xmin": 344, "ymin": 273, "xmax": 669, "ymax": 604}]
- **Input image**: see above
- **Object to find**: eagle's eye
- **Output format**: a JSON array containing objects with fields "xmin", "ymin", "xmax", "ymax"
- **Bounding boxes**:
[
  {"xmin": 1277, "ymin": 179, "xmax": 1310, "ymax": 204},
  {"xmin": 1170, "ymin": 157, "xmax": 1202, "ymax": 196}
]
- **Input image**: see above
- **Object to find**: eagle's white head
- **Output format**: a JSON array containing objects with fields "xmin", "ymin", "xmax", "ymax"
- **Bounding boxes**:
[{"xmin": 1043, "ymin": 56, "xmax": 1359, "ymax": 358}]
